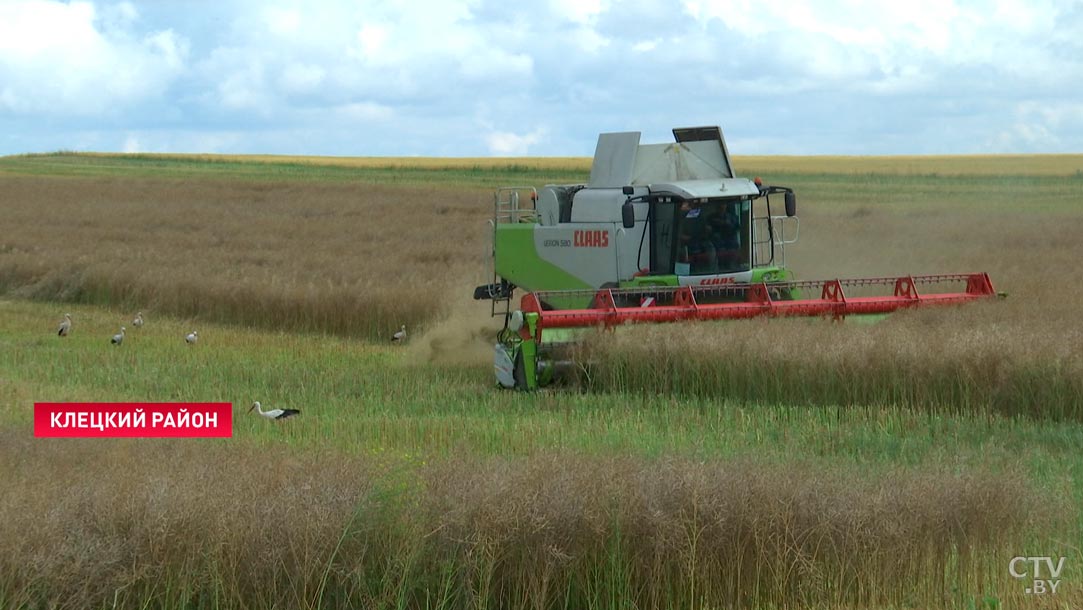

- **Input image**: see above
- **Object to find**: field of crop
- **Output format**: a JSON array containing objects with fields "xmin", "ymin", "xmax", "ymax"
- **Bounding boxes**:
[{"xmin": 1, "ymin": 152, "xmax": 1082, "ymax": 609}]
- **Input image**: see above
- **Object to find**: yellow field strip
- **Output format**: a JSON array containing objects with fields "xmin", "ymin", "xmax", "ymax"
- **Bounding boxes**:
[{"xmin": 7, "ymin": 151, "xmax": 1082, "ymax": 176}]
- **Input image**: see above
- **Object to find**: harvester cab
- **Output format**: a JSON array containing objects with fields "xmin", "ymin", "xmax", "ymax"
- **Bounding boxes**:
[{"xmin": 475, "ymin": 127, "xmax": 998, "ymax": 390}]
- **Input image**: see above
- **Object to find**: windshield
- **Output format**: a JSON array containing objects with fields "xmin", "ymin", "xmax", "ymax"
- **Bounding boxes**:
[{"xmin": 674, "ymin": 199, "xmax": 751, "ymax": 275}]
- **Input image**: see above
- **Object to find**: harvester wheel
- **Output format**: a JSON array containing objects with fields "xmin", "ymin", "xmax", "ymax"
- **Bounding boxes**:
[{"xmin": 513, "ymin": 351, "xmax": 528, "ymax": 390}]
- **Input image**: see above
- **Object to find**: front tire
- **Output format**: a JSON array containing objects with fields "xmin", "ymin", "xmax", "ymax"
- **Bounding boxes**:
[{"xmin": 513, "ymin": 350, "xmax": 528, "ymax": 390}]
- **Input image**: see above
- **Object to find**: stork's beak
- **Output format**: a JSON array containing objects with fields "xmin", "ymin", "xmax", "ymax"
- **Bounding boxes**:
[{"xmin": 247, "ymin": 402, "xmax": 257, "ymax": 413}]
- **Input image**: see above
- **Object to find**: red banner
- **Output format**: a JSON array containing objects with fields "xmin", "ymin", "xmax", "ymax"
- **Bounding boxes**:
[{"xmin": 34, "ymin": 403, "xmax": 233, "ymax": 438}]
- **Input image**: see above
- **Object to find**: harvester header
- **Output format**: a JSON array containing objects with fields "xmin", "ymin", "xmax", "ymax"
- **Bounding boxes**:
[{"xmin": 475, "ymin": 126, "xmax": 999, "ymax": 390}]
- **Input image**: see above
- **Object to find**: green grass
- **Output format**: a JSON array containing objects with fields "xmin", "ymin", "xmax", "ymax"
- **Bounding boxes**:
[
  {"xmin": 2, "ymin": 298, "xmax": 1081, "ymax": 608},
  {"xmin": 0, "ymin": 152, "xmax": 591, "ymax": 188},
  {"xmin": 2, "ymin": 300, "xmax": 1079, "ymax": 470},
  {"xmin": 3, "ymin": 152, "xmax": 1083, "ymax": 608},
  {"xmin": 5, "ymin": 298, "xmax": 1083, "ymax": 509},
  {"xmin": 735, "ymin": 169, "xmax": 1083, "ymax": 214},
  {"xmin": 4, "ymin": 153, "xmax": 1081, "ymax": 213}
]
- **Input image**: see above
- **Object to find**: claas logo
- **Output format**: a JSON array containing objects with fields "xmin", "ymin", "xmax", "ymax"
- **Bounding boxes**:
[{"xmin": 574, "ymin": 230, "xmax": 609, "ymax": 247}]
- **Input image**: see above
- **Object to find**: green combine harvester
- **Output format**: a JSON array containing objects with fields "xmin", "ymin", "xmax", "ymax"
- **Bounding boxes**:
[{"xmin": 474, "ymin": 127, "xmax": 998, "ymax": 390}]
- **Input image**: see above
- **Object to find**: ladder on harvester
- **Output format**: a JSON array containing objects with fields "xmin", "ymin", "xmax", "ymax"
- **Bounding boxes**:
[{"xmin": 481, "ymin": 187, "xmax": 538, "ymax": 318}]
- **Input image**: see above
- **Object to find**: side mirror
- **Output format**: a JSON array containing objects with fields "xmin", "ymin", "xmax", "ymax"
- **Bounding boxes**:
[
  {"xmin": 621, "ymin": 201, "xmax": 635, "ymax": 229},
  {"xmin": 785, "ymin": 191, "xmax": 797, "ymax": 217}
]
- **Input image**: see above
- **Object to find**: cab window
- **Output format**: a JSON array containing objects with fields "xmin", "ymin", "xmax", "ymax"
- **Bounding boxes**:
[{"xmin": 675, "ymin": 199, "xmax": 750, "ymax": 275}]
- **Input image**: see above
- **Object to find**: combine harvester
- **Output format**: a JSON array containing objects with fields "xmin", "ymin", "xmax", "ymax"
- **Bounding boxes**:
[{"xmin": 474, "ymin": 127, "xmax": 999, "ymax": 390}]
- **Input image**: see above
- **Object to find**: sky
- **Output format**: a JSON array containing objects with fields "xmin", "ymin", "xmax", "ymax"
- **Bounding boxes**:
[{"xmin": 0, "ymin": 0, "xmax": 1081, "ymax": 157}]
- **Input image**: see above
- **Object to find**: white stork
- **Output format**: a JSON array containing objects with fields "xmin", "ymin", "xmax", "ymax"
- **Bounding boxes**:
[
  {"xmin": 132, "ymin": 312, "xmax": 144, "ymax": 328},
  {"xmin": 111, "ymin": 326, "xmax": 126, "ymax": 345},
  {"xmin": 248, "ymin": 401, "xmax": 300, "ymax": 420},
  {"xmin": 185, "ymin": 330, "xmax": 198, "ymax": 344},
  {"xmin": 57, "ymin": 313, "xmax": 72, "ymax": 337},
  {"xmin": 391, "ymin": 324, "xmax": 407, "ymax": 343}
]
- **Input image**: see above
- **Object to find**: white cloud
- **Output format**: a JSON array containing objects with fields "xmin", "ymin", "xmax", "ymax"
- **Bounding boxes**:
[
  {"xmin": 550, "ymin": 0, "xmax": 606, "ymax": 24},
  {"xmin": 99, "ymin": 1, "xmax": 137, "ymax": 30},
  {"xmin": 684, "ymin": 0, "xmax": 995, "ymax": 85},
  {"xmin": 985, "ymin": 100, "xmax": 1083, "ymax": 152},
  {"xmin": 263, "ymin": 6, "xmax": 301, "ymax": 36},
  {"xmin": 0, "ymin": 0, "xmax": 187, "ymax": 115},
  {"xmin": 633, "ymin": 39, "xmax": 660, "ymax": 52},
  {"xmin": 0, "ymin": 0, "xmax": 1080, "ymax": 155},
  {"xmin": 333, "ymin": 102, "xmax": 394, "ymax": 122},
  {"xmin": 460, "ymin": 49, "xmax": 533, "ymax": 80},
  {"xmin": 207, "ymin": 50, "xmax": 269, "ymax": 111},
  {"xmin": 147, "ymin": 29, "xmax": 188, "ymax": 70},
  {"xmin": 355, "ymin": 23, "xmax": 390, "ymax": 62},
  {"xmin": 572, "ymin": 27, "xmax": 610, "ymax": 53},
  {"xmin": 280, "ymin": 62, "xmax": 326, "ymax": 93},
  {"xmin": 987, "ymin": 122, "xmax": 1057, "ymax": 153},
  {"xmin": 547, "ymin": 0, "xmax": 610, "ymax": 51},
  {"xmin": 484, "ymin": 128, "xmax": 546, "ymax": 156}
]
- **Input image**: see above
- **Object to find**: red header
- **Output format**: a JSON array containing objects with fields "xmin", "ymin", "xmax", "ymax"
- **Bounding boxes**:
[{"xmin": 34, "ymin": 403, "xmax": 233, "ymax": 438}]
